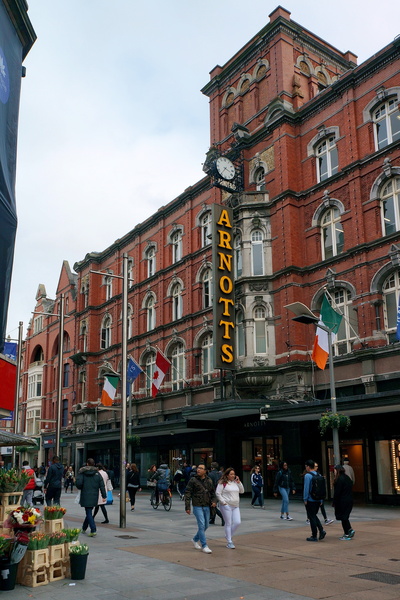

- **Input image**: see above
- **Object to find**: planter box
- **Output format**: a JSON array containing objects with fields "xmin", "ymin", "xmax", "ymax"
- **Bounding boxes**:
[
  {"xmin": 44, "ymin": 518, "xmax": 64, "ymax": 534},
  {"xmin": 0, "ymin": 493, "xmax": 23, "ymax": 524},
  {"xmin": 17, "ymin": 564, "xmax": 48, "ymax": 588},
  {"xmin": 48, "ymin": 543, "xmax": 65, "ymax": 564},
  {"xmin": 48, "ymin": 559, "xmax": 65, "ymax": 582},
  {"xmin": 19, "ymin": 548, "xmax": 49, "ymax": 571}
]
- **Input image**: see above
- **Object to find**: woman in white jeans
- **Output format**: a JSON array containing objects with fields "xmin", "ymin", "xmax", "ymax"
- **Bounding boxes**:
[{"xmin": 216, "ymin": 467, "xmax": 244, "ymax": 549}]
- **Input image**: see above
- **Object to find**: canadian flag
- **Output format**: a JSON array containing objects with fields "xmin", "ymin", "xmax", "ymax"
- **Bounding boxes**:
[{"xmin": 152, "ymin": 351, "xmax": 171, "ymax": 398}]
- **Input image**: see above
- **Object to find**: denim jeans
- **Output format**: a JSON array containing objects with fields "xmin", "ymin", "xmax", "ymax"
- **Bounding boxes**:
[
  {"xmin": 279, "ymin": 487, "xmax": 289, "ymax": 513},
  {"xmin": 192, "ymin": 506, "xmax": 210, "ymax": 548},
  {"xmin": 82, "ymin": 507, "xmax": 96, "ymax": 533}
]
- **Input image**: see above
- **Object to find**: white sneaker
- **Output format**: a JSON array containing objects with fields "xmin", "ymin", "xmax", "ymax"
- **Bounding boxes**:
[
  {"xmin": 192, "ymin": 539, "xmax": 201, "ymax": 550},
  {"xmin": 202, "ymin": 546, "xmax": 212, "ymax": 554},
  {"xmin": 286, "ymin": 515, "xmax": 293, "ymax": 521},
  {"xmin": 325, "ymin": 519, "xmax": 334, "ymax": 525}
]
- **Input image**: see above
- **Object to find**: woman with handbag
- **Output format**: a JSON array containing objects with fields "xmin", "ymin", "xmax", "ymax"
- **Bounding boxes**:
[
  {"xmin": 127, "ymin": 463, "xmax": 141, "ymax": 511},
  {"xmin": 93, "ymin": 463, "xmax": 111, "ymax": 524}
]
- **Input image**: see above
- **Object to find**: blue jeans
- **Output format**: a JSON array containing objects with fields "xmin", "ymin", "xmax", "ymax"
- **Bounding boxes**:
[
  {"xmin": 82, "ymin": 507, "xmax": 96, "ymax": 533},
  {"xmin": 279, "ymin": 487, "xmax": 289, "ymax": 513},
  {"xmin": 192, "ymin": 506, "xmax": 210, "ymax": 548}
]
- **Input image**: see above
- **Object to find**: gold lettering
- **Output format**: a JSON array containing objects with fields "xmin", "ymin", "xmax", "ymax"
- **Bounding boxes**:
[
  {"xmin": 219, "ymin": 319, "xmax": 234, "ymax": 339},
  {"xmin": 219, "ymin": 276, "xmax": 233, "ymax": 295},
  {"xmin": 218, "ymin": 230, "xmax": 232, "ymax": 249},
  {"xmin": 217, "ymin": 209, "xmax": 232, "ymax": 228},
  {"xmin": 221, "ymin": 344, "xmax": 234, "ymax": 363},
  {"xmin": 218, "ymin": 297, "xmax": 234, "ymax": 316},
  {"xmin": 218, "ymin": 252, "xmax": 232, "ymax": 271}
]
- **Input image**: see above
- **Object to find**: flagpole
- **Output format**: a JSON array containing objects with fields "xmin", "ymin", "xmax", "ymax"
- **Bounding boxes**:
[
  {"xmin": 11, "ymin": 321, "xmax": 23, "ymax": 467},
  {"xmin": 55, "ymin": 294, "xmax": 65, "ymax": 458},
  {"xmin": 120, "ymin": 254, "xmax": 128, "ymax": 529}
]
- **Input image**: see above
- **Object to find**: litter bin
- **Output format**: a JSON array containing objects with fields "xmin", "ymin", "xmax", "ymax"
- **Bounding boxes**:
[
  {"xmin": 0, "ymin": 562, "xmax": 18, "ymax": 591},
  {"xmin": 69, "ymin": 553, "xmax": 88, "ymax": 580}
]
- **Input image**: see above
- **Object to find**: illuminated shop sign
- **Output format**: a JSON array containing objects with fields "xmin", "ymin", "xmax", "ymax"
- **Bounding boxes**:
[{"xmin": 212, "ymin": 204, "xmax": 235, "ymax": 370}]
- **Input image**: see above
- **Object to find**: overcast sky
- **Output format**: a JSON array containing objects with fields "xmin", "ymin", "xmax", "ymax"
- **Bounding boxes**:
[{"xmin": 6, "ymin": 0, "xmax": 400, "ymax": 340}]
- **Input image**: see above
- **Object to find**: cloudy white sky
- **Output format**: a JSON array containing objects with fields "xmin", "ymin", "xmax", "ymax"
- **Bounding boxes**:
[{"xmin": 5, "ymin": 0, "xmax": 400, "ymax": 340}]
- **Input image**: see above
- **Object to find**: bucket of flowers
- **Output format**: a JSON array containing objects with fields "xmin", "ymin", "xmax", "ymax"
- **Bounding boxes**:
[
  {"xmin": 69, "ymin": 543, "xmax": 89, "ymax": 580},
  {"xmin": 4, "ymin": 506, "xmax": 42, "ymax": 533},
  {"xmin": 62, "ymin": 528, "xmax": 81, "ymax": 553},
  {"xmin": 44, "ymin": 506, "xmax": 66, "ymax": 520},
  {"xmin": 27, "ymin": 532, "xmax": 50, "ymax": 551},
  {"xmin": 0, "ymin": 534, "xmax": 13, "ymax": 563},
  {"xmin": 48, "ymin": 531, "xmax": 67, "ymax": 563},
  {"xmin": 0, "ymin": 469, "xmax": 30, "ymax": 494}
]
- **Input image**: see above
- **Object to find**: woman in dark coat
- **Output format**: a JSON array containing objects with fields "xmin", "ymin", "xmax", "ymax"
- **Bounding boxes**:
[
  {"xmin": 126, "ymin": 463, "xmax": 141, "ymax": 511},
  {"xmin": 333, "ymin": 464, "xmax": 354, "ymax": 540},
  {"xmin": 76, "ymin": 458, "xmax": 106, "ymax": 536}
]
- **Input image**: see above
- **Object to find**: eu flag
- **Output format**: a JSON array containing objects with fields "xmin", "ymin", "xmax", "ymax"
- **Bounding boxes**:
[
  {"xmin": 397, "ymin": 295, "xmax": 400, "ymax": 341},
  {"xmin": 126, "ymin": 358, "xmax": 142, "ymax": 397}
]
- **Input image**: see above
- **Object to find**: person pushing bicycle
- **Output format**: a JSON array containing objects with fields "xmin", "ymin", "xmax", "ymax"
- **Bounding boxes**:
[{"xmin": 149, "ymin": 463, "xmax": 171, "ymax": 504}]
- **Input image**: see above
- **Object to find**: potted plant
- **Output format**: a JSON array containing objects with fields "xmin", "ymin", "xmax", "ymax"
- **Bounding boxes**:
[
  {"xmin": 0, "ymin": 469, "xmax": 30, "ymax": 494},
  {"xmin": 319, "ymin": 411, "xmax": 351, "ymax": 436},
  {"xmin": 44, "ymin": 506, "xmax": 67, "ymax": 520},
  {"xmin": 69, "ymin": 543, "xmax": 89, "ymax": 580},
  {"xmin": 62, "ymin": 528, "xmax": 81, "ymax": 553}
]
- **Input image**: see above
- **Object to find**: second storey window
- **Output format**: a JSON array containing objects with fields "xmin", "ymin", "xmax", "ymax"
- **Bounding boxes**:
[
  {"xmin": 28, "ymin": 373, "xmax": 42, "ymax": 399},
  {"xmin": 146, "ymin": 296, "xmax": 155, "ymax": 331},
  {"xmin": 105, "ymin": 275, "xmax": 113, "ymax": 301},
  {"xmin": 146, "ymin": 247, "xmax": 156, "ymax": 278},
  {"xmin": 316, "ymin": 136, "xmax": 338, "ymax": 182},
  {"xmin": 251, "ymin": 230, "xmax": 264, "ymax": 276},
  {"xmin": 201, "ymin": 212, "xmax": 212, "ymax": 247},
  {"xmin": 171, "ymin": 343, "xmax": 185, "ymax": 391},
  {"xmin": 202, "ymin": 269, "xmax": 212, "ymax": 309},
  {"xmin": 171, "ymin": 231, "xmax": 182, "ymax": 263},
  {"xmin": 172, "ymin": 283, "xmax": 183, "ymax": 320},
  {"xmin": 100, "ymin": 315, "xmax": 111, "ymax": 349},
  {"xmin": 201, "ymin": 333, "xmax": 213, "ymax": 384},
  {"xmin": 254, "ymin": 306, "xmax": 267, "ymax": 354},
  {"xmin": 383, "ymin": 271, "xmax": 400, "ymax": 343},
  {"xmin": 321, "ymin": 207, "xmax": 344, "ymax": 259},
  {"xmin": 33, "ymin": 316, "xmax": 43, "ymax": 335},
  {"xmin": 234, "ymin": 235, "xmax": 242, "ymax": 277},
  {"xmin": 374, "ymin": 98, "xmax": 400, "ymax": 150},
  {"xmin": 381, "ymin": 177, "xmax": 400, "ymax": 236}
]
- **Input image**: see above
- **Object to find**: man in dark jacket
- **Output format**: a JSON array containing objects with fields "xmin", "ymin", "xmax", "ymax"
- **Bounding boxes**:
[
  {"xmin": 184, "ymin": 464, "xmax": 216, "ymax": 554},
  {"xmin": 44, "ymin": 455, "xmax": 64, "ymax": 506},
  {"xmin": 76, "ymin": 458, "xmax": 106, "ymax": 537}
]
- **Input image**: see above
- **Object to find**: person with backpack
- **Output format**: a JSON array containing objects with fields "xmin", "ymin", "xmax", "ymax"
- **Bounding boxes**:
[
  {"xmin": 273, "ymin": 461, "xmax": 296, "ymax": 519},
  {"xmin": 303, "ymin": 459, "xmax": 327, "ymax": 542}
]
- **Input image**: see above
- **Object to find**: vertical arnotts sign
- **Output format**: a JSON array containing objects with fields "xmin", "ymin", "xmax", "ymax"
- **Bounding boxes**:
[{"xmin": 212, "ymin": 204, "xmax": 235, "ymax": 370}]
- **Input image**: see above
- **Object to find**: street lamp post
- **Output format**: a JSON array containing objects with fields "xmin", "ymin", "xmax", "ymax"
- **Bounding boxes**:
[{"xmin": 285, "ymin": 301, "xmax": 340, "ymax": 464}]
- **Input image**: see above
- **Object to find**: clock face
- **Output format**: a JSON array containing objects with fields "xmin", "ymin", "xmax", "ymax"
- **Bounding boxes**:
[{"xmin": 215, "ymin": 156, "xmax": 236, "ymax": 181}]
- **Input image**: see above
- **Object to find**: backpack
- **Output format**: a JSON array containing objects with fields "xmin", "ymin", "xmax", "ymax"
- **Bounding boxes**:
[
  {"xmin": 310, "ymin": 472, "xmax": 326, "ymax": 501},
  {"xmin": 157, "ymin": 468, "xmax": 170, "ymax": 491}
]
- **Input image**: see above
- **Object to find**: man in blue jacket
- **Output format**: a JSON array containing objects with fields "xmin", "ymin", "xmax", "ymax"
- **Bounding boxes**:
[{"xmin": 303, "ymin": 459, "xmax": 326, "ymax": 542}]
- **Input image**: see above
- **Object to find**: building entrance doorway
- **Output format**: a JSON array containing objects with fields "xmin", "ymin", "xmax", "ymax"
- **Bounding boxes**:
[
  {"xmin": 241, "ymin": 436, "xmax": 282, "ymax": 494},
  {"xmin": 326, "ymin": 440, "xmax": 366, "ymax": 499}
]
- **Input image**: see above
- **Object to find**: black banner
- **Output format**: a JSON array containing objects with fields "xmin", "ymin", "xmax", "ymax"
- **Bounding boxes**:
[{"xmin": 0, "ymin": 2, "xmax": 23, "ymax": 352}]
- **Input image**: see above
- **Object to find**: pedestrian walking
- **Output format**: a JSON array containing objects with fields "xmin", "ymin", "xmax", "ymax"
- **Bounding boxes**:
[
  {"xmin": 93, "ymin": 463, "xmax": 111, "ymax": 523},
  {"xmin": 303, "ymin": 459, "xmax": 327, "ymax": 542},
  {"xmin": 44, "ymin": 455, "xmax": 63, "ymax": 506},
  {"xmin": 314, "ymin": 462, "xmax": 334, "ymax": 525},
  {"xmin": 208, "ymin": 462, "xmax": 225, "ymax": 525},
  {"xmin": 216, "ymin": 467, "xmax": 244, "ymax": 549},
  {"xmin": 126, "ymin": 463, "xmax": 141, "ymax": 511},
  {"xmin": 250, "ymin": 465, "xmax": 265, "ymax": 508},
  {"xmin": 184, "ymin": 464, "xmax": 216, "ymax": 554},
  {"xmin": 21, "ymin": 460, "xmax": 36, "ymax": 506},
  {"xmin": 64, "ymin": 466, "xmax": 75, "ymax": 493},
  {"xmin": 343, "ymin": 458, "xmax": 355, "ymax": 484},
  {"xmin": 76, "ymin": 458, "xmax": 106, "ymax": 537},
  {"xmin": 273, "ymin": 461, "xmax": 296, "ymax": 520},
  {"xmin": 333, "ymin": 464, "xmax": 355, "ymax": 540}
]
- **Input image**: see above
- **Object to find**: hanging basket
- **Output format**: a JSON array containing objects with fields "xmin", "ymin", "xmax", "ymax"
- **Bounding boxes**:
[{"xmin": 319, "ymin": 412, "xmax": 351, "ymax": 436}]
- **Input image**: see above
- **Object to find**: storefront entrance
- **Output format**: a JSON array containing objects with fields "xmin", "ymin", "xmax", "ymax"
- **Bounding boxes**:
[{"xmin": 241, "ymin": 436, "xmax": 282, "ymax": 494}]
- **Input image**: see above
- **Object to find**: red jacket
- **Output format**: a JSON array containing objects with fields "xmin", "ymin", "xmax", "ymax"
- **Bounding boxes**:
[{"xmin": 23, "ymin": 468, "xmax": 36, "ymax": 490}]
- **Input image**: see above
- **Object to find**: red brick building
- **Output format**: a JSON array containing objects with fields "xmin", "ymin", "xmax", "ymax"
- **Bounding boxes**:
[{"xmin": 19, "ymin": 7, "xmax": 400, "ymax": 502}]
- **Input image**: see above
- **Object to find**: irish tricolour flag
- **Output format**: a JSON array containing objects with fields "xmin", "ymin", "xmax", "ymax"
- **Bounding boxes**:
[
  {"xmin": 311, "ymin": 296, "xmax": 342, "ymax": 370},
  {"xmin": 101, "ymin": 374, "xmax": 119, "ymax": 406}
]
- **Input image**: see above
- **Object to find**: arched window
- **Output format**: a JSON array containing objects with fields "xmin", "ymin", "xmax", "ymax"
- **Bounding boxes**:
[
  {"xmin": 100, "ymin": 315, "xmax": 111, "ymax": 349},
  {"xmin": 316, "ymin": 136, "xmax": 338, "ymax": 182},
  {"xmin": 201, "ymin": 212, "xmax": 212, "ymax": 247},
  {"xmin": 170, "ymin": 343, "xmax": 185, "ymax": 391},
  {"xmin": 251, "ymin": 230, "xmax": 264, "ymax": 276},
  {"xmin": 80, "ymin": 322, "xmax": 88, "ymax": 352},
  {"xmin": 234, "ymin": 235, "xmax": 242, "ymax": 278},
  {"xmin": 171, "ymin": 230, "xmax": 182, "ymax": 263},
  {"xmin": 321, "ymin": 207, "xmax": 344, "ymax": 259},
  {"xmin": 146, "ymin": 246, "xmax": 156, "ymax": 278},
  {"xmin": 255, "ymin": 167, "xmax": 266, "ymax": 191},
  {"xmin": 254, "ymin": 306, "xmax": 267, "ymax": 354},
  {"xmin": 381, "ymin": 177, "xmax": 400, "ymax": 236},
  {"xmin": 202, "ymin": 268, "xmax": 212, "ymax": 309},
  {"xmin": 236, "ymin": 310, "xmax": 245, "ymax": 356},
  {"xmin": 330, "ymin": 289, "xmax": 358, "ymax": 356},
  {"xmin": 104, "ymin": 275, "xmax": 113, "ymax": 301},
  {"xmin": 145, "ymin": 352, "xmax": 156, "ymax": 395},
  {"xmin": 146, "ymin": 296, "xmax": 155, "ymax": 331},
  {"xmin": 172, "ymin": 283, "xmax": 183, "ymax": 320},
  {"xmin": 201, "ymin": 333, "xmax": 213, "ymax": 384},
  {"xmin": 383, "ymin": 271, "xmax": 400, "ymax": 343},
  {"xmin": 374, "ymin": 98, "xmax": 400, "ymax": 150}
]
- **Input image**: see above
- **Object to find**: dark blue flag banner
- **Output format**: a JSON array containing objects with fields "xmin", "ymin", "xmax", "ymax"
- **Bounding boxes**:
[
  {"xmin": 3, "ymin": 341, "xmax": 17, "ymax": 360},
  {"xmin": 126, "ymin": 357, "xmax": 143, "ymax": 398},
  {"xmin": 0, "ymin": 2, "xmax": 23, "ymax": 353},
  {"xmin": 396, "ymin": 295, "xmax": 400, "ymax": 341}
]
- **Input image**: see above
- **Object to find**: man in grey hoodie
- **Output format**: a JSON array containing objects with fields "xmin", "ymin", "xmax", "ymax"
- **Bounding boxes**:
[{"xmin": 44, "ymin": 455, "xmax": 64, "ymax": 506}]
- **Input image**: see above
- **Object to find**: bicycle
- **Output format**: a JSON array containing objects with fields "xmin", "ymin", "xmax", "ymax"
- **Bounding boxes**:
[{"xmin": 150, "ymin": 486, "xmax": 172, "ymax": 511}]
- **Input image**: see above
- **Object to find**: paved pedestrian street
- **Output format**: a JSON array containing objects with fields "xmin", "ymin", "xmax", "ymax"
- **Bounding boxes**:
[{"xmin": 7, "ymin": 490, "xmax": 400, "ymax": 600}]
